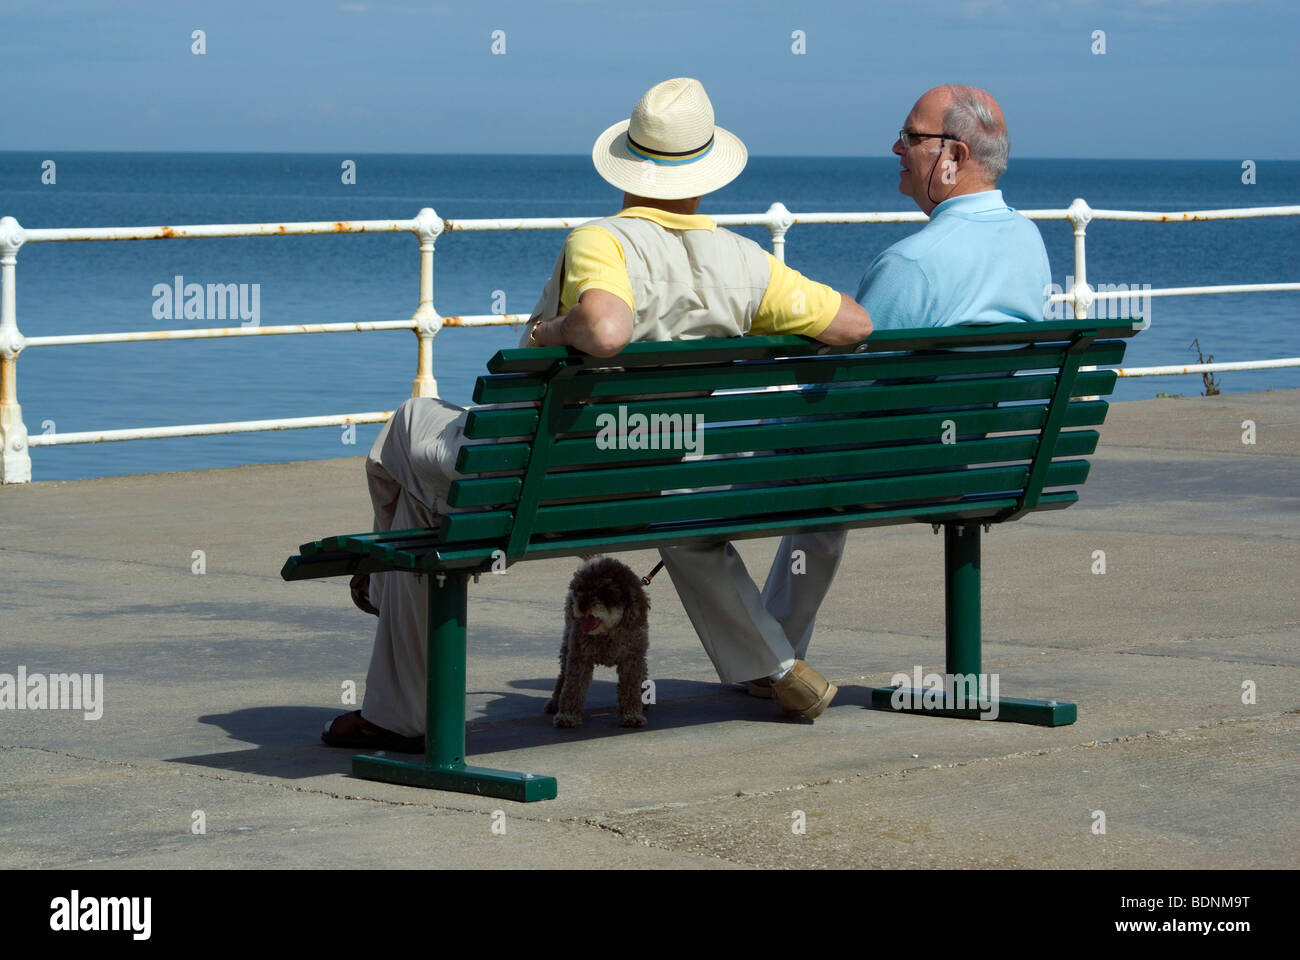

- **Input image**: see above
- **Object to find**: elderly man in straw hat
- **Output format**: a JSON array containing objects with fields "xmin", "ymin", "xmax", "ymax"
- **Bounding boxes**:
[{"xmin": 322, "ymin": 78, "xmax": 872, "ymax": 751}]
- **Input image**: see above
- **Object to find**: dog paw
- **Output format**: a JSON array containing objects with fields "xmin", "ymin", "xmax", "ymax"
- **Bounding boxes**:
[
  {"xmin": 544, "ymin": 698, "xmax": 558, "ymax": 714},
  {"xmin": 619, "ymin": 712, "xmax": 646, "ymax": 728},
  {"xmin": 552, "ymin": 713, "xmax": 581, "ymax": 728}
]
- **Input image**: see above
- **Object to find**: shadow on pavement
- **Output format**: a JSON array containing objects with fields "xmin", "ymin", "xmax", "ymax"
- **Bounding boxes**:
[{"xmin": 168, "ymin": 681, "xmax": 878, "ymax": 779}]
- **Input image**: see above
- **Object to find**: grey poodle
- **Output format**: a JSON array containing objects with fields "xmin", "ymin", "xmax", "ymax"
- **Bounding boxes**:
[{"xmin": 546, "ymin": 556, "xmax": 650, "ymax": 728}]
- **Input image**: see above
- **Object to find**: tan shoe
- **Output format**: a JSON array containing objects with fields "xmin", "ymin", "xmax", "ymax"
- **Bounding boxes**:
[{"xmin": 772, "ymin": 661, "xmax": 838, "ymax": 719}]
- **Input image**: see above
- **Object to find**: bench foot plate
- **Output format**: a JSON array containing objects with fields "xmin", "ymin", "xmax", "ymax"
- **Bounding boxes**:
[
  {"xmin": 352, "ymin": 755, "xmax": 558, "ymax": 802},
  {"xmin": 869, "ymin": 687, "xmax": 1077, "ymax": 726}
]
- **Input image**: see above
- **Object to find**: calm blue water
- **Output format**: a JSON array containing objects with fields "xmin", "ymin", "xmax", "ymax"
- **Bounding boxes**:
[{"xmin": 1, "ymin": 152, "xmax": 1297, "ymax": 482}]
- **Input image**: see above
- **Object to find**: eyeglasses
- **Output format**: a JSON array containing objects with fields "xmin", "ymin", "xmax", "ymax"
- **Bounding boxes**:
[{"xmin": 898, "ymin": 129, "xmax": 958, "ymax": 148}]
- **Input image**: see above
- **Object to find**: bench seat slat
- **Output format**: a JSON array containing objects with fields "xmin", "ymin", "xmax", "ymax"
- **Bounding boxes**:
[
  {"xmin": 299, "ymin": 527, "xmax": 435, "ymax": 556},
  {"xmin": 281, "ymin": 551, "xmax": 406, "ymax": 580},
  {"xmin": 283, "ymin": 491, "xmax": 1083, "ymax": 578},
  {"xmin": 401, "ymin": 492, "xmax": 1086, "ymax": 572},
  {"xmin": 348, "ymin": 533, "xmax": 446, "ymax": 563},
  {"xmin": 281, "ymin": 552, "xmax": 362, "ymax": 580}
]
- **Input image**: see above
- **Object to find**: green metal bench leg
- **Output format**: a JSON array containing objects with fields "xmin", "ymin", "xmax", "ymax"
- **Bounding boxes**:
[
  {"xmin": 351, "ymin": 572, "xmax": 558, "ymax": 801},
  {"xmin": 871, "ymin": 523, "xmax": 1077, "ymax": 726},
  {"xmin": 944, "ymin": 520, "xmax": 982, "ymax": 678}
]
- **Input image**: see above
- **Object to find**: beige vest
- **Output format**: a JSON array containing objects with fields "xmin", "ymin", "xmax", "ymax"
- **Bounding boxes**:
[{"xmin": 519, "ymin": 216, "xmax": 771, "ymax": 347}]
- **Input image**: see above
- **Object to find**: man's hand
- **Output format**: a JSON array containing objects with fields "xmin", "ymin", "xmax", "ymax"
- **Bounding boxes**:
[
  {"xmin": 814, "ymin": 293, "xmax": 873, "ymax": 346},
  {"xmin": 530, "ymin": 289, "xmax": 634, "ymax": 357},
  {"xmin": 528, "ymin": 315, "xmax": 566, "ymax": 347}
]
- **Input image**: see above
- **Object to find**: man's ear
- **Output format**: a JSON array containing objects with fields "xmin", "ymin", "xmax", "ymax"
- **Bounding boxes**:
[{"xmin": 947, "ymin": 140, "xmax": 971, "ymax": 168}]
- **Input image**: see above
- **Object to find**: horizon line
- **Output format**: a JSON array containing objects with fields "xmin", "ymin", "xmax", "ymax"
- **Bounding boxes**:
[{"xmin": 0, "ymin": 150, "xmax": 1294, "ymax": 163}]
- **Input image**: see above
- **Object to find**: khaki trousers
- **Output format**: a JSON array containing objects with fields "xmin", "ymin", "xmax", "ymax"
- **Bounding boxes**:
[
  {"xmin": 361, "ymin": 397, "xmax": 466, "ymax": 737},
  {"xmin": 658, "ymin": 529, "xmax": 847, "ymax": 683}
]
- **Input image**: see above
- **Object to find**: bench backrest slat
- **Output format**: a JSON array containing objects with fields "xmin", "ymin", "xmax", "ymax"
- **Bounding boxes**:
[
  {"xmin": 484, "ymin": 321, "xmax": 1143, "ymax": 374},
  {"xmin": 442, "ymin": 459, "xmax": 1091, "ymax": 542},
  {"xmin": 450, "ymin": 430, "xmax": 1102, "ymax": 507},
  {"xmin": 473, "ymin": 341, "xmax": 1129, "ymax": 405},
  {"xmin": 455, "ymin": 399, "xmax": 1114, "ymax": 474},
  {"xmin": 463, "ymin": 369, "xmax": 1118, "ymax": 440}
]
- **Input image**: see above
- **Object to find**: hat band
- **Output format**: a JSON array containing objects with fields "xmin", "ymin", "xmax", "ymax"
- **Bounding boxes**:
[{"xmin": 626, "ymin": 133, "xmax": 715, "ymax": 165}]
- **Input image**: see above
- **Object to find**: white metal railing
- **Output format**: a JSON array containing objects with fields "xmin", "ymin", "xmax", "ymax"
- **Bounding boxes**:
[{"xmin": 1, "ymin": 199, "xmax": 1298, "ymax": 482}]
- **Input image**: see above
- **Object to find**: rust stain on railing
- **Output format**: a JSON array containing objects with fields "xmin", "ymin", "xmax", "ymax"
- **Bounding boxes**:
[{"xmin": 434, "ymin": 315, "xmax": 528, "ymax": 327}]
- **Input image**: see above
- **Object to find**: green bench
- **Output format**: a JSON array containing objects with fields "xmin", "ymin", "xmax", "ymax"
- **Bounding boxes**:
[{"xmin": 281, "ymin": 317, "xmax": 1141, "ymax": 802}]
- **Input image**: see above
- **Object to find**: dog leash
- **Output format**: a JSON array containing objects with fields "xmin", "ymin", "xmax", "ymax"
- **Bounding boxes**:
[{"xmin": 641, "ymin": 560, "xmax": 665, "ymax": 586}]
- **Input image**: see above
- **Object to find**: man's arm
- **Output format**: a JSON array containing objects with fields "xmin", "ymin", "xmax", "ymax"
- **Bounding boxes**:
[
  {"xmin": 814, "ymin": 294, "xmax": 873, "ymax": 345},
  {"xmin": 529, "ymin": 288, "xmax": 634, "ymax": 358},
  {"xmin": 751, "ymin": 254, "xmax": 872, "ymax": 346}
]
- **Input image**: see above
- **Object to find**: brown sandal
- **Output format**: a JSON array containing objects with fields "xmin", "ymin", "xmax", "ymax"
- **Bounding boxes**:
[{"xmin": 321, "ymin": 710, "xmax": 424, "ymax": 753}]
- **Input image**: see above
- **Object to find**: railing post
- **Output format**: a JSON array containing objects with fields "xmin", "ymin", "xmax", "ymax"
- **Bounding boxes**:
[
  {"xmin": 410, "ymin": 207, "xmax": 444, "ymax": 398},
  {"xmin": 0, "ymin": 216, "xmax": 31, "ymax": 484},
  {"xmin": 1067, "ymin": 197, "xmax": 1095, "ymax": 320},
  {"xmin": 764, "ymin": 202, "xmax": 794, "ymax": 263}
]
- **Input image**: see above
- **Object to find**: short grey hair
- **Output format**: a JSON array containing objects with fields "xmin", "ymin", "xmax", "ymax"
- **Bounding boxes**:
[{"xmin": 942, "ymin": 86, "xmax": 1009, "ymax": 182}]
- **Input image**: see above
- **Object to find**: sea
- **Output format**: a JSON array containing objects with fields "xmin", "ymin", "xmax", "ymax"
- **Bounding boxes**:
[{"xmin": 1, "ymin": 152, "xmax": 1296, "ymax": 482}]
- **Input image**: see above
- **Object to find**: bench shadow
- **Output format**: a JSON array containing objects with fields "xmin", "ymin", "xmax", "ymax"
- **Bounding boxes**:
[{"xmin": 167, "ymin": 682, "xmax": 876, "ymax": 780}]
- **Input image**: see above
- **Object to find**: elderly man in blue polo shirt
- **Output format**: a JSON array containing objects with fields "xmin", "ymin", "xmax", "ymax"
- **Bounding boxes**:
[
  {"xmin": 856, "ymin": 84, "xmax": 1050, "ymax": 326},
  {"xmin": 683, "ymin": 84, "xmax": 1052, "ymax": 706}
]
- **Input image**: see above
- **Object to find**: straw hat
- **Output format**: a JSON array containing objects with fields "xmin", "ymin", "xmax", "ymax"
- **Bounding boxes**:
[{"xmin": 591, "ymin": 78, "xmax": 748, "ymax": 200}]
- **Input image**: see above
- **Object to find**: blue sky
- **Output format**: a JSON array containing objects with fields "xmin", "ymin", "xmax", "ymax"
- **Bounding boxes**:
[{"xmin": 2, "ymin": 0, "xmax": 1297, "ymax": 158}]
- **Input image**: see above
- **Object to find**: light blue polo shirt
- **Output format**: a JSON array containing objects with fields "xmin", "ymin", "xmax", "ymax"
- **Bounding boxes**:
[{"xmin": 855, "ymin": 190, "xmax": 1051, "ymax": 330}]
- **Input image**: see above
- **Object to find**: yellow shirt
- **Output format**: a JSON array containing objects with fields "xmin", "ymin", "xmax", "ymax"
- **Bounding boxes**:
[{"xmin": 558, "ymin": 207, "xmax": 840, "ymax": 338}]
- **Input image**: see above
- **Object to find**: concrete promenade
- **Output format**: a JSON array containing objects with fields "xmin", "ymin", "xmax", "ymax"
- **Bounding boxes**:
[{"xmin": 1, "ymin": 390, "xmax": 1296, "ymax": 869}]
